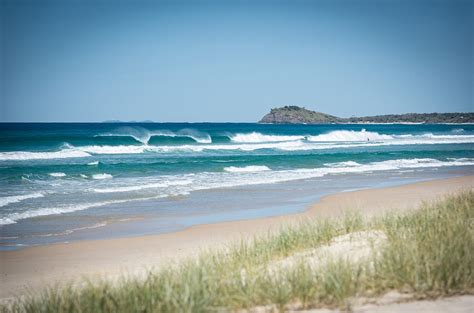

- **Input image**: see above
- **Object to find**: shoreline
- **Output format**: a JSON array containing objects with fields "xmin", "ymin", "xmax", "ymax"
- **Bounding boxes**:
[{"xmin": 1, "ymin": 175, "xmax": 473, "ymax": 299}]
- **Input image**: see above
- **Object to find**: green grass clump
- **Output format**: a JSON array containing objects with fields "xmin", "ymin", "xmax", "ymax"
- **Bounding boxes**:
[{"xmin": 3, "ymin": 191, "xmax": 473, "ymax": 312}]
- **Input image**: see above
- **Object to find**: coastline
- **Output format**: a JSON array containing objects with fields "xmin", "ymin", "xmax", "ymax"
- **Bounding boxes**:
[{"xmin": 1, "ymin": 175, "xmax": 473, "ymax": 299}]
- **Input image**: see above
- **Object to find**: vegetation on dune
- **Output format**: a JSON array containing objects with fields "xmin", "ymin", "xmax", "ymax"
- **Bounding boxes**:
[
  {"xmin": 3, "ymin": 191, "xmax": 474, "ymax": 312},
  {"xmin": 259, "ymin": 105, "xmax": 474, "ymax": 124}
]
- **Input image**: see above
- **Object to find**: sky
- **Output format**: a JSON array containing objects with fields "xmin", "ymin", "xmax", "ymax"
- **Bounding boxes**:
[{"xmin": 1, "ymin": 0, "xmax": 472, "ymax": 122}]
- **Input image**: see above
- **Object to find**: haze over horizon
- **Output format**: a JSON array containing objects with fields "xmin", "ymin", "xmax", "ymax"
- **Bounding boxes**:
[{"xmin": 1, "ymin": 0, "xmax": 473, "ymax": 122}]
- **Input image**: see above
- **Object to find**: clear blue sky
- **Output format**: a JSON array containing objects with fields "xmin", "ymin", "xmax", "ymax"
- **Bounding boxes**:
[{"xmin": 1, "ymin": 0, "xmax": 472, "ymax": 122}]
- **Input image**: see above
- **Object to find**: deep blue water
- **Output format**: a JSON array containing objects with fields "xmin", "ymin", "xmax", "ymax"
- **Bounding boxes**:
[{"xmin": 1, "ymin": 123, "xmax": 473, "ymax": 248}]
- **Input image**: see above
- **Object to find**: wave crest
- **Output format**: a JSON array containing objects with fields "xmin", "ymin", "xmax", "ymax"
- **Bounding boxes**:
[
  {"xmin": 0, "ymin": 149, "xmax": 90, "ymax": 161},
  {"xmin": 224, "ymin": 165, "xmax": 271, "ymax": 173},
  {"xmin": 230, "ymin": 132, "xmax": 304, "ymax": 143},
  {"xmin": 0, "ymin": 193, "xmax": 44, "ymax": 208},
  {"xmin": 92, "ymin": 173, "xmax": 113, "ymax": 180},
  {"xmin": 307, "ymin": 129, "xmax": 393, "ymax": 142},
  {"xmin": 97, "ymin": 126, "xmax": 211, "ymax": 144}
]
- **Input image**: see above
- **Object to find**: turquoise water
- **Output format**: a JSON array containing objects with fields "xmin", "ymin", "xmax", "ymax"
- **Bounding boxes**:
[{"xmin": 1, "ymin": 123, "xmax": 474, "ymax": 248}]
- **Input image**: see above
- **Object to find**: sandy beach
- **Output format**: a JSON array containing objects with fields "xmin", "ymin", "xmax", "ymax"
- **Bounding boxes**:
[{"xmin": 1, "ymin": 175, "xmax": 473, "ymax": 299}]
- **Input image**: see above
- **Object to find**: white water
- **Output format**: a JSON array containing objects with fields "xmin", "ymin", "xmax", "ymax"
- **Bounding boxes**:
[
  {"xmin": 0, "ymin": 193, "xmax": 44, "ymax": 208},
  {"xmin": 224, "ymin": 165, "xmax": 271, "ymax": 172},
  {"xmin": 91, "ymin": 179, "xmax": 193, "ymax": 193},
  {"xmin": 49, "ymin": 172, "xmax": 66, "ymax": 177},
  {"xmin": 230, "ymin": 132, "xmax": 305, "ymax": 143},
  {"xmin": 92, "ymin": 173, "xmax": 113, "ymax": 180},
  {"xmin": 2, "ymin": 130, "xmax": 474, "ymax": 160},
  {"xmin": 2, "ymin": 157, "xmax": 473, "ymax": 225},
  {"xmin": 0, "ymin": 149, "xmax": 91, "ymax": 161},
  {"xmin": 307, "ymin": 129, "xmax": 393, "ymax": 142}
]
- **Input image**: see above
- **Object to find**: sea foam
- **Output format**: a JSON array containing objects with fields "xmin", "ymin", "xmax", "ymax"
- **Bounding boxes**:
[
  {"xmin": 0, "ymin": 149, "xmax": 91, "ymax": 161},
  {"xmin": 0, "ymin": 193, "xmax": 44, "ymax": 208},
  {"xmin": 3, "ymin": 130, "xmax": 474, "ymax": 161},
  {"xmin": 91, "ymin": 179, "xmax": 193, "ymax": 193},
  {"xmin": 230, "ymin": 132, "xmax": 305, "ymax": 143},
  {"xmin": 224, "ymin": 165, "xmax": 271, "ymax": 173},
  {"xmin": 92, "ymin": 173, "xmax": 113, "ymax": 180},
  {"xmin": 307, "ymin": 129, "xmax": 393, "ymax": 142},
  {"xmin": 2, "ymin": 157, "xmax": 473, "ymax": 225},
  {"xmin": 49, "ymin": 172, "xmax": 66, "ymax": 177}
]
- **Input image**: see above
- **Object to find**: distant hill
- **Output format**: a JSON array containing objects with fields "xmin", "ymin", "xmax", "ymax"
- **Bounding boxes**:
[{"xmin": 259, "ymin": 106, "xmax": 474, "ymax": 124}]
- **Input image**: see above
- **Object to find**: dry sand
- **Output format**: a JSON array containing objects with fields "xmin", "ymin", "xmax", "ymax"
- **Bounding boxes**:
[{"xmin": 1, "ymin": 175, "xmax": 473, "ymax": 299}]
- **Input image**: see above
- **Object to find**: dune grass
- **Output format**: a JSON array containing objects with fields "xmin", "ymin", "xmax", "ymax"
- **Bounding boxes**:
[{"xmin": 3, "ymin": 191, "xmax": 473, "ymax": 312}]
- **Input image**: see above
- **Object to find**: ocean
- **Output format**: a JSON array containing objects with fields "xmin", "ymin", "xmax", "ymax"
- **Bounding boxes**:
[{"xmin": 1, "ymin": 123, "xmax": 474, "ymax": 249}]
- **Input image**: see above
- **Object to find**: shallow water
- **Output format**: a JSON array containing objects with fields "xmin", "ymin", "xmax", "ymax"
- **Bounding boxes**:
[{"xmin": 1, "ymin": 123, "xmax": 473, "ymax": 249}]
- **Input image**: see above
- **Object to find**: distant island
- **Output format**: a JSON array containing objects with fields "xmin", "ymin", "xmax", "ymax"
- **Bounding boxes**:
[
  {"xmin": 259, "ymin": 106, "xmax": 474, "ymax": 124},
  {"xmin": 102, "ymin": 120, "xmax": 155, "ymax": 123}
]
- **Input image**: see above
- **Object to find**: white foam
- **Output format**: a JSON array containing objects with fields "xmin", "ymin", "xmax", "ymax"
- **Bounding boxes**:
[
  {"xmin": 0, "ymin": 149, "xmax": 91, "ymax": 161},
  {"xmin": 0, "ymin": 200, "xmax": 129, "ymax": 225},
  {"xmin": 308, "ymin": 129, "xmax": 393, "ymax": 142},
  {"xmin": 324, "ymin": 161, "xmax": 361, "ymax": 167},
  {"xmin": 92, "ymin": 173, "xmax": 113, "ymax": 180},
  {"xmin": 75, "ymin": 131, "xmax": 474, "ymax": 155},
  {"xmin": 2, "ymin": 158, "xmax": 473, "ymax": 225},
  {"xmin": 13, "ymin": 131, "xmax": 467, "ymax": 159},
  {"xmin": 224, "ymin": 165, "xmax": 271, "ymax": 173},
  {"xmin": 230, "ymin": 132, "xmax": 304, "ymax": 143},
  {"xmin": 0, "ymin": 193, "xmax": 44, "ymax": 208},
  {"xmin": 87, "ymin": 161, "xmax": 99, "ymax": 165},
  {"xmin": 0, "ymin": 194, "xmax": 171, "ymax": 225},
  {"xmin": 49, "ymin": 172, "xmax": 66, "ymax": 177},
  {"xmin": 80, "ymin": 145, "xmax": 146, "ymax": 154},
  {"xmin": 91, "ymin": 179, "xmax": 193, "ymax": 193}
]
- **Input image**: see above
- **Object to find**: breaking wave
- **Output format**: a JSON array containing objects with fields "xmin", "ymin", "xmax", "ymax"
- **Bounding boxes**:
[
  {"xmin": 49, "ymin": 172, "xmax": 66, "ymax": 177},
  {"xmin": 0, "ymin": 193, "xmax": 44, "ymax": 208},
  {"xmin": 230, "ymin": 132, "xmax": 305, "ymax": 143},
  {"xmin": 1, "ymin": 130, "xmax": 474, "ymax": 161},
  {"xmin": 96, "ymin": 126, "xmax": 211, "ymax": 144},
  {"xmin": 224, "ymin": 165, "xmax": 271, "ymax": 172},
  {"xmin": 0, "ymin": 149, "xmax": 91, "ymax": 161},
  {"xmin": 92, "ymin": 173, "xmax": 113, "ymax": 180},
  {"xmin": 307, "ymin": 129, "xmax": 393, "ymax": 142},
  {"xmin": 2, "ymin": 157, "xmax": 473, "ymax": 225}
]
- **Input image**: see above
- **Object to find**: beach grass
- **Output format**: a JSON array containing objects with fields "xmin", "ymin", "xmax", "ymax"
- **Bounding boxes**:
[{"xmin": 3, "ymin": 190, "xmax": 473, "ymax": 312}]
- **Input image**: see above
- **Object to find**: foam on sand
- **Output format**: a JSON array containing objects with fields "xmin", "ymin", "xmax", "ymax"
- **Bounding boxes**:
[
  {"xmin": 0, "ymin": 200, "xmax": 129, "ymax": 225},
  {"xmin": 91, "ymin": 179, "xmax": 193, "ymax": 193}
]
